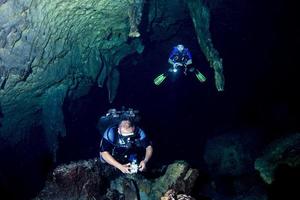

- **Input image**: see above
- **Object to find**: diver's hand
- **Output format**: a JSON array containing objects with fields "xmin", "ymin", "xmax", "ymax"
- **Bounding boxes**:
[
  {"xmin": 118, "ymin": 163, "xmax": 131, "ymax": 174},
  {"xmin": 138, "ymin": 160, "xmax": 147, "ymax": 172}
]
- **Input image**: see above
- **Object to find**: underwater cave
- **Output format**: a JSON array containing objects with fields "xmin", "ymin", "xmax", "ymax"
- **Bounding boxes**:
[{"xmin": 0, "ymin": 0, "xmax": 299, "ymax": 199}]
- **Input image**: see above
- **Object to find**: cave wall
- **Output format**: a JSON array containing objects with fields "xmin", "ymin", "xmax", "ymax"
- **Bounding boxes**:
[{"xmin": 0, "ymin": 0, "xmax": 143, "ymax": 154}]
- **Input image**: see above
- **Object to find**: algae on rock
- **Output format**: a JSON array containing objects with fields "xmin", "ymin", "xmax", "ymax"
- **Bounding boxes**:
[{"xmin": 185, "ymin": 0, "xmax": 225, "ymax": 92}]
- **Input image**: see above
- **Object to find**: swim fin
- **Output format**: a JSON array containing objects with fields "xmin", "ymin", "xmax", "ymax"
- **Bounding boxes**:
[
  {"xmin": 195, "ymin": 70, "xmax": 206, "ymax": 82},
  {"xmin": 154, "ymin": 74, "xmax": 167, "ymax": 85}
]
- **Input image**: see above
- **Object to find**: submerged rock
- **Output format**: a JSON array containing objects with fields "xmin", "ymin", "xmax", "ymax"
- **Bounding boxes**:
[
  {"xmin": 33, "ymin": 159, "xmax": 104, "ymax": 200},
  {"xmin": 150, "ymin": 161, "xmax": 199, "ymax": 199},
  {"xmin": 255, "ymin": 133, "xmax": 300, "ymax": 184},
  {"xmin": 161, "ymin": 189, "xmax": 196, "ymax": 200},
  {"xmin": 204, "ymin": 132, "xmax": 262, "ymax": 176},
  {"xmin": 33, "ymin": 160, "xmax": 199, "ymax": 200},
  {"xmin": 202, "ymin": 131, "xmax": 267, "ymax": 200}
]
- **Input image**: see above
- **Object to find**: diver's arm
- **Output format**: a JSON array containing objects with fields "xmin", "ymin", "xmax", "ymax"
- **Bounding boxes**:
[
  {"xmin": 143, "ymin": 145, "xmax": 153, "ymax": 163},
  {"xmin": 100, "ymin": 151, "xmax": 131, "ymax": 173},
  {"xmin": 185, "ymin": 49, "xmax": 192, "ymax": 66},
  {"xmin": 139, "ymin": 145, "xmax": 153, "ymax": 171},
  {"xmin": 168, "ymin": 48, "xmax": 179, "ymax": 66},
  {"xmin": 169, "ymin": 58, "xmax": 183, "ymax": 67}
]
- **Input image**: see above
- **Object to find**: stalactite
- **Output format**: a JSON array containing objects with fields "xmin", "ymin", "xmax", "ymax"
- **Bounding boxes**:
[{"xmin": 186, "ymin": 0, "xmax": 225, "ymax": 91}]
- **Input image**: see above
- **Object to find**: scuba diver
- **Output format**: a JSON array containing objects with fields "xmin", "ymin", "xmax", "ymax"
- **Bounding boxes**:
[
  {"xmin": 99, "ymin": 108, "xmax": 153, "ymax": 199},
  {"xmin": 154, "ymin": 44, "xmax": 207, "ymax": 85},
  {"xmin": 99, "ymin": 108, "xmax": 153, "ymax": 174}
]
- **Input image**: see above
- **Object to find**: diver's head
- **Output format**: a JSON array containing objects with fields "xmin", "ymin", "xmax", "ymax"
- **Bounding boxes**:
[
  {"xmin": 118, "ymin": 119, "xmax": 135, "ymax": 136},
  {"xmin": 177, "ymin": 44, "xmax": 184, "ymax": 52}
]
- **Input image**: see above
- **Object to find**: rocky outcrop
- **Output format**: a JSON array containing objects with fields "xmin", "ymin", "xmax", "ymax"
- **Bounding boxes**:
[
  {"xmin": 204, "ymin": 132, "xmax": 262, "ymax": 176},
  {"xmin": 255, "ymin": 133, "xmax": 300, "ymax": 184},
  {"xmin": 33, "ymin": 159, "xmax": 104, "ymax": 200},
  {"xmin": 203, "ymin": 132, "xmax": 267, "ymax": 200},
  {"xmin": 150, "ymin": 161, "xmax": 199, "ymax": 199},
  {"xmin": 161, "ymin": 189, "xmax": 196, "ymax": 200},
  {"xmin": 34, "ymin": 160, "xmax": 199, "ymax": 200}
]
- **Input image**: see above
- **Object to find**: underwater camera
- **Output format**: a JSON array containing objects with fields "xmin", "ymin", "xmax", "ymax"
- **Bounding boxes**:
[
  {"xmin": 130, "ymin": 161, "xmax": 139, "ymax": 174},
  {"xmin": 129, "ymin": 155, "xmax": 139, "ymax": 174}
]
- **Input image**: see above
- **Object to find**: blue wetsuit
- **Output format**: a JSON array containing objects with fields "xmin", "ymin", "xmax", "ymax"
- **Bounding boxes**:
[
  {"xmin": 100, "ymin": 126, "xmax": 151, "ymax": 164},
  {"xmin": 169, "ymin": 47, "xmax": 192, "ymax": 65}
]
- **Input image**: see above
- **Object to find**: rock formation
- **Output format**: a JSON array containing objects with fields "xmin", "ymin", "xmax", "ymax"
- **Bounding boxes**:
[
  {"xmin": 33, "ymin": 159, "xmax": 199, "ymax": 200},
  {"xmin": 0, "ymin": 0, "xmax": 143, "ymax": 155},
  {"xmin": 255, "ymin": 133, "xmax": 300, "ymax": 184}
]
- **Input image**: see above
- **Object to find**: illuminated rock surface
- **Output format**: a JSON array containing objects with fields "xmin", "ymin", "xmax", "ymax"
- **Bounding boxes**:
[{"xmin": 33, "ymin": 160, "xmax": 198, "ymax": 200}]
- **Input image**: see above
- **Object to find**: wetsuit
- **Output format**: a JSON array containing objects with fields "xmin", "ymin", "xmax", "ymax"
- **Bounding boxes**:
[
  {"xmin": 169, "ymin": 47, "xmax": 192, "ymax": 65},
  {"xmin": 100, "ymin": 126, "xmax": 151, "ymax": 164}
]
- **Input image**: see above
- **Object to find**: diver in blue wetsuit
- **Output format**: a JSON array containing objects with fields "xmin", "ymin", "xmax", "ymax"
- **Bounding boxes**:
[
  {"xmin": 154, "ymin": 44, "xmax": 206, "ymax": 85},
  {"xmin": 100, "ymin": 119, "xmax": 153, "ymax": 174},
  {"xmin": 168, "ymin": 44, "xmax": 193, "ymax": 74}
]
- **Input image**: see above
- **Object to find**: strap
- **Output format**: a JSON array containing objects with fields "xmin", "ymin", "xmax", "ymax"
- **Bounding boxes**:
[{"xmin": 100, "ymin": 126, "xmax": 117, "ymax": 149}]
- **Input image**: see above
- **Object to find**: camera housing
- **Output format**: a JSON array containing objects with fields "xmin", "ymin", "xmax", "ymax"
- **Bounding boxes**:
[{"xmin": 130, "ymin": 162, "xmax": 139, "ymax": 174}]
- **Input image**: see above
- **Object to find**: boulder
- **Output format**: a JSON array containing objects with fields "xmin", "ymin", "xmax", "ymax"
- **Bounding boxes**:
[
  {"xmin": 255, "ymin": 133, "xmax": 300, "ymax": 184},
  {"xmin": 34, "ymin": 160, "xmax": 199, "ymax": 200}
]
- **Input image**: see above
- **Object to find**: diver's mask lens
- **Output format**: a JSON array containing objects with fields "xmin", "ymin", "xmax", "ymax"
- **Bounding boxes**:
[{"xmin": 120, "ymin": 131, "xmax": 134, "ymax": 136}]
